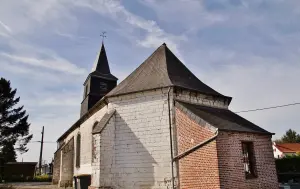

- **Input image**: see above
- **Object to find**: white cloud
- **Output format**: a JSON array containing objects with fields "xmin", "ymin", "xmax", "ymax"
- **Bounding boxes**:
[
  {"xmin": 1, "ymin": 52, "xmax": 86, "ymax": 75},
  {"xmin": 0, "ymin": 20, "xmax": 12, "ymax": 33},
  {"xmin": 188, "ymin": 48, "xmax": 300, "ymax": 139},
  {"xmin": 140, "ymin": 0, "xmax": 227, "ymax": 31},
  {"xmin": 72, "ymin": 0, "xmax": 185, "ymax": 55}
]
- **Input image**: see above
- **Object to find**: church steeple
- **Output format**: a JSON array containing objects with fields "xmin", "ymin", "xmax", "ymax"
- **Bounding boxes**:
[
  {"xmin": 80, "ymin": 43, "xmax": 118, "ymax": 117},
  {"xmin": 92, "ymin": 43, "xmax": 111, "ymax": 74}
]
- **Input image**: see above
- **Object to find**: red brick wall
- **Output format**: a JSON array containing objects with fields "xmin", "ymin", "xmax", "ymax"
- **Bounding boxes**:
[
  {"xmin": 216, "ymin": 132, "xmax": 278, "ymax": 189},
  {"xmin": 175, "ymin": 108, "xmax": 220, "ymax": 189}
]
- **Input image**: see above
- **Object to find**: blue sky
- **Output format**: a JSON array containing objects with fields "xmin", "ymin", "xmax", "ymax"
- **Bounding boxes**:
[{"xmin": 1, "ymin": 0, "xmax": 300, "ymax": 163}]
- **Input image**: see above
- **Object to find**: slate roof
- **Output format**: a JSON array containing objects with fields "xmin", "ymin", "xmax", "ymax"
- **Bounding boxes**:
[
  {"xmin": 107, "ymin": 43, "xmax": 229, "ymax": 98},
  {"xmin": 92, "ymin": 110, "xmax": 116, "ymax": 134},
  {"xmin": 176, "ymin": 100, "xmax": 272, "ymax": 134},
  {"xmin": 275, "ymin": 143, "xmax": 300, "ymax": 153},
  {"xmin": 89, "ymin": 43, "xmax": 118, "ymax": 82}
]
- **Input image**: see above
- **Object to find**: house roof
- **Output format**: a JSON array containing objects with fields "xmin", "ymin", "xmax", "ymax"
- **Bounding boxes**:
[
  {"xmin": 107, "ymin": 43, "xmax": 230, "ymax": 100},
  {"xmin": 92, "ymin": 110, "xmax": 116, "ymax": 134},
  {"xmin": 176, "ymin": 100, "xmax": 272, "ymax": 134},
  {"xmin": 275, "ymin": 143, "xmax": 300, "ymax": 153}
]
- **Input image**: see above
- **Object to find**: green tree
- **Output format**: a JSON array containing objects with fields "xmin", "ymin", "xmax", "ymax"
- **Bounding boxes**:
[
  {"xmin": 276, "ymin": 129, "xmax": 300, "ymax": 143},
  {"xmin": 0, "ymin": 142, "xmax": 16, "ymax": 162},
  {"xmin": 0, "ymin": 77, "xmax": 32, "ymax": 161}
]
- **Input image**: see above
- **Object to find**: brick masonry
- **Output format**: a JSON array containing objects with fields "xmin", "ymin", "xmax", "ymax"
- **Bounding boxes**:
[
  {"xmin": 175, "ymin": 108, "xmax": 220, "ymax": 189},
  {"xmin": 59, "ymin": 137, "xmax": 74, "ymax": 187},
  {"xmin": 216, "ymin": 131, "xmax": 278, "ymax": 189},
  {"xmin": 175, "ymin": 106, "xmax": 278, "ymax": 189}
]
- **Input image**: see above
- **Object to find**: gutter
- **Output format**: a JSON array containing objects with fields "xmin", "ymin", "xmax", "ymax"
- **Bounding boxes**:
[
  {"xmin": 167, "ymin": 87, "xmax": 175, "ymax": 189},
  {"xmin": 57, "ymin": 97, "xmax": 108, "ymax": 142},
  {"xmin": 173, "ymin": 129, "xmax": 219, "ymax": 161}
]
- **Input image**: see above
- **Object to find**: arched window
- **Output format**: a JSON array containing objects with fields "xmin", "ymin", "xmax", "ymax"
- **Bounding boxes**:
[{"xmin": 76, "ymin": 133, "xmax": 81, "ymax": 167}]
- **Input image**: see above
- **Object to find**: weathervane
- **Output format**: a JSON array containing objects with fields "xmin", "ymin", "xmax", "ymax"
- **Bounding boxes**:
[{"xmin": 100, "ymin": 31, "xmax": 107, "ymax": 43}]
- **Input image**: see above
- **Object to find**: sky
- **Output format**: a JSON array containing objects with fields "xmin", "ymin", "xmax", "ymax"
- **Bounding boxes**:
[{"xmin": 0, "ymin": 0, "xmax": 300, "ymax": 163}]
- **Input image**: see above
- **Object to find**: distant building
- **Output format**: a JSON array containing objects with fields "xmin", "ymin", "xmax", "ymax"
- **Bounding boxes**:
[
  {"xmin": 36, "ymin": 162, "xmax": 53, "ymax": 175},
  {"xmin": 4, "ymin": 162, "xmax": 37, "ymax": 180},
  {"xmin": 273, "ymin": 142, "xmax": 300, "ymax": 158}
]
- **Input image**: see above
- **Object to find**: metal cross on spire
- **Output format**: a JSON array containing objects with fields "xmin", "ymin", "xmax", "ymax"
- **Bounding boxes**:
[{"xmin": 100, "ymin": 31, "xmax": 107, "ymax": 43}]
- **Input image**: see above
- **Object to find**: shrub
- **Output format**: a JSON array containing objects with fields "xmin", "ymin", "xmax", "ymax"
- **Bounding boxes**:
[
  {"xmin": 276, "ymin": 156, "xmax": 300, "ymax": 183},
  {"xmin": 33, "ymin": 174, "xmax": 52, "ymax": 182}
]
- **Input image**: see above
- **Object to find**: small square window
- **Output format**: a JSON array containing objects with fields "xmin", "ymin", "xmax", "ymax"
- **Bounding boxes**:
[{"xmin": 242, "ymin": 142, "xmax": 257, "ymax": 179}]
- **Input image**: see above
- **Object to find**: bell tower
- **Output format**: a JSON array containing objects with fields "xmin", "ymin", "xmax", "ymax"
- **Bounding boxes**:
[{"xmin": 80, "ymin": 43, "xmax": 118, "ymax": 117}]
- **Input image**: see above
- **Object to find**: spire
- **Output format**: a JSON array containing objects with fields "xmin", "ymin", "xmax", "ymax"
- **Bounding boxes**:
[{"xmin": 92, "ymin": 43, "xmax": 111, "ymax": 74}]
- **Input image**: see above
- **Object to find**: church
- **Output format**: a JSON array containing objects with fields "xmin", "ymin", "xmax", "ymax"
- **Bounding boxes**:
[{"xmin": 53, "ymin": 42, "xmax": 278, "ymax": 189}]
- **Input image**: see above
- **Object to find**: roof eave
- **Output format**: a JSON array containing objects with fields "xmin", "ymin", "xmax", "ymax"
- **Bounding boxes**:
[
  {"xmin": 174, "ymin": 86, "xmax": 232, "ymax": 104},
  {"xmin": 218, "ymin": 128, "xmax": 274, "ymax": 135},
  {"xmin": 57, "ymin": 97, "xmax": 108, "ymax": 142},
  {"xmin": 106, "ymin": 85, "xmax": 175, "ymax": 98}
]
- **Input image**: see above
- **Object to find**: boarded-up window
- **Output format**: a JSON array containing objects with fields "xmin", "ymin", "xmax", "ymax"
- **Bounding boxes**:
[{"xmin": 76, "ymin": 133, "xmax": 81, "ymax": 167}]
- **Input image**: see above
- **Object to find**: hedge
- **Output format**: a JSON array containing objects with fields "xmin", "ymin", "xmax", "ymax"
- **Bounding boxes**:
[{"xmin": 276, "ymin": 156, "xmax": 300, "ymax": 183}]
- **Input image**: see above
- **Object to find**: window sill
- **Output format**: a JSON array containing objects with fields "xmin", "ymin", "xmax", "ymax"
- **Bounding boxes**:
[{"xmin": 245, "ymin": 174, "xmax": 258, "ymax": 180}]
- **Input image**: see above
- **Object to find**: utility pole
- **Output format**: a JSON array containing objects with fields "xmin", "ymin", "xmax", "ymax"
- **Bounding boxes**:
[{"xmin": 38, "ymin": 126, "xmax": 44, "ymax": 175}]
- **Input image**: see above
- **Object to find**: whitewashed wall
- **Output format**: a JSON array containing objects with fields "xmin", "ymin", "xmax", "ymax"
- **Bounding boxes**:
[
  {"xmin": 174, "ymin": 89, "xmax": 229, "ymax": 108},
  {"xmin": 61, "ymin": 105, "xmax": 108, "ymax": 179},
  {"xmin": 94, "ymin": 88, "xmax": 175, "ymax": 189},
  {"xmin": 272, "ymin": 143, "xmax": 284, "ymax": 158}
]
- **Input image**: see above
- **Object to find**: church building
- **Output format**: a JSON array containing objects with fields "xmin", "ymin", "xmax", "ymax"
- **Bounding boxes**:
[{"xmin": 53, "ymin": 42, "xmax": 278, "ymax": 189}]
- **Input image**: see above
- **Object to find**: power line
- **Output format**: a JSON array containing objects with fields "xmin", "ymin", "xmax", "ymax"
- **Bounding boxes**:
[{"xmin": 235, "ymin": 102, "xmax": 300, "ymax": 113}]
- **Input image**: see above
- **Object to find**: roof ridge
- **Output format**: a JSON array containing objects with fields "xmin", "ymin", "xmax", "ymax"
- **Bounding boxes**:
[
  {"xmin": 162, "ymin": 44, "xmax": 174, "ymax": 85},
  {"xmin": 107, "ymin": 43, "xmax": 172, "ymax": 96}
]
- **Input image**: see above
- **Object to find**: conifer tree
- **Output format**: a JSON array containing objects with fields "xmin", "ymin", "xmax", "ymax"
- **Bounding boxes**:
[
  {"xmin": 0, "ymin": 77, "xmax": 32, "ymax": 161},
  {"xmin": 0, "ymin": 142, "xmax": 16, "ymax": 162}
]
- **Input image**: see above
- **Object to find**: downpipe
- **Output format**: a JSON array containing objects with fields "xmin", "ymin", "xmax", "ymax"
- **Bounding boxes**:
[{"xmin": 167, "ymin": 87, "xmax": 175, "ymax": 189}]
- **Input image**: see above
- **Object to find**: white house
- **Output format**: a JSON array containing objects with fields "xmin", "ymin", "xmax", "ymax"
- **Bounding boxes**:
[{"xmin": 273, "ymin": 142, "xmax": 300, "ymax": 158}]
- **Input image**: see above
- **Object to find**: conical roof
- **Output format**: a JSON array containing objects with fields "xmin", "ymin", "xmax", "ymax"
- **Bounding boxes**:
[
  {"xmin": 90, "ymin": 43, "xmax": 117, "ymax": 81},
  {"xmin": 107, "ymin": 43, "xmax": 228, "ymax": 98}
]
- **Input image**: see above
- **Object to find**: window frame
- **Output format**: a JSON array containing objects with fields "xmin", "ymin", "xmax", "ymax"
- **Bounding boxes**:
[{"xmin": 241, "ymin": 141, "xmax": 257, "ymax": 179}]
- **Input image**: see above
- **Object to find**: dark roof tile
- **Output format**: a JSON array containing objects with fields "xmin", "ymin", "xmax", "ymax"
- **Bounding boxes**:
[
  {"xmin": 176, "ymin": 100, "xmax": 272, "ymax": 134},
  {"xmin": 107, "ymin": 43, "xmax": 228, "ymax": 98}
]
